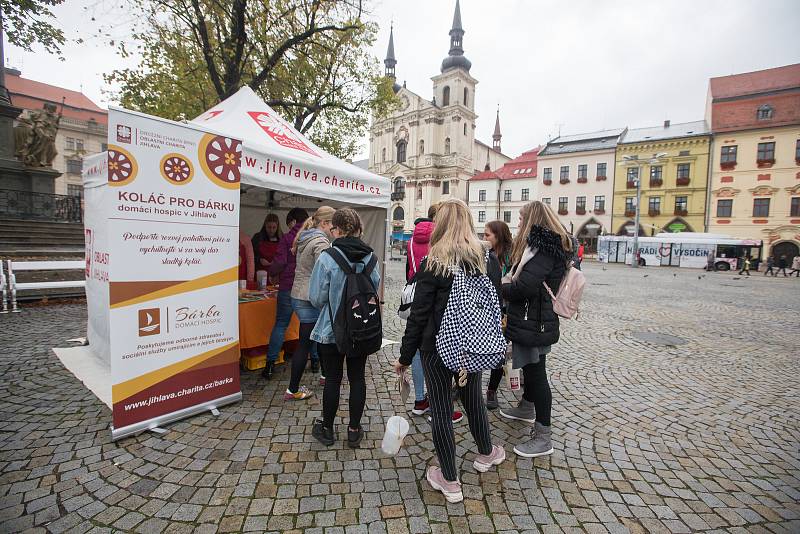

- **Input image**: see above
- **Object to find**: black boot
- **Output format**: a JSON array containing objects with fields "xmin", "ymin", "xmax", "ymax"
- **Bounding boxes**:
[
  {"xmin": 313, "ymin": 420, "xmax": 335, "ymax": 446},
  {"xmin": 261, "ymin": 361, "xmax": 275, "ymax": 380}
]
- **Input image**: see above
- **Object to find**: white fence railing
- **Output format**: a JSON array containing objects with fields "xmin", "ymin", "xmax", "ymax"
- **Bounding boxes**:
[{"xmin": 1, "ymin": 260, "xmax": 85, "ymax": 313}]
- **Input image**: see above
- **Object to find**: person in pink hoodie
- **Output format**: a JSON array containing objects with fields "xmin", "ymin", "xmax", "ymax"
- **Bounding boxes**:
[{"xmin": 405, "ymin": 203, "xmax": 463, "ymax": 424}]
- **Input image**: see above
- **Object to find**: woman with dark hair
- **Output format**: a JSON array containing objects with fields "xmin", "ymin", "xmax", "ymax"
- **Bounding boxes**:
[
  {"xmin": 252, "ymin": 213, "xmax": 282, "ymax": 283},
  {"xmin": 483, "ymin": 220, "xmax": 513, "ymax": 409},
  {"xmin": 499, "ymin": 200, "xmax": 572, "ymax": 458},
  {"xmin": 310, "ymin": 208, "xmax": 381, "ymax": 449}
]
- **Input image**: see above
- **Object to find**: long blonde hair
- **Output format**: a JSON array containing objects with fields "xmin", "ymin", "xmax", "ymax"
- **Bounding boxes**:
[
  {"xmin": 292, "ymin": 206, "xmax": 335, "ymax": 254},
  {"xmin": 426, "ymin": 199, "xmax": 486, "ymax": 276},
  {"xmin": 511, "ymin": 201, "xmax": 573, "ymax": 266}
]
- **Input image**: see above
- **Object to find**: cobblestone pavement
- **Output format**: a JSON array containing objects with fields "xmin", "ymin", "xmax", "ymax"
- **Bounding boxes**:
[{"xmin": 1, "ymin": 260, "xmax": 799, "ymax": 533}]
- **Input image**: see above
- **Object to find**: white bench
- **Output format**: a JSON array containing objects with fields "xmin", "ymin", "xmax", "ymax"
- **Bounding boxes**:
[{"xmin": 4, "ymin": 260, "xmax": 86, "ymax": 313}]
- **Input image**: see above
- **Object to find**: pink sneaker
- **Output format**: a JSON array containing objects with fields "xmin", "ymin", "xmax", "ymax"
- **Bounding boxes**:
[
  {"xmin": 473, "ymin": 444, "xmax": 506, "ymax": 473},
  {"xmin": 426, "ymin": 466, "xmax": 463, "ymax": 503}
]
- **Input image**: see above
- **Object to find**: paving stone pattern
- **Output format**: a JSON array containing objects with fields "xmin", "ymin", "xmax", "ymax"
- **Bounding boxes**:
[{"xmin": 1, "ymin": 260, "xmax": 798, "ymax": 533}]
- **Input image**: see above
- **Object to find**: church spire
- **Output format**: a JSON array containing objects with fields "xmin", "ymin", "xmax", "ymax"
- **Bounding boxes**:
[
  {"xmin": 484, "ymin": 147, "xmax": 491, "ymax": 171},
  {"xmin": 492, "ymin": 106, "xmax": 502, "ymax": 152},
  {"xmin": 440, "ymin": 0, "xmax": 472, "ymax": 73},
  {"xmin": 384, "ymin": 24, "xmax": 397, "ymax": 79}
]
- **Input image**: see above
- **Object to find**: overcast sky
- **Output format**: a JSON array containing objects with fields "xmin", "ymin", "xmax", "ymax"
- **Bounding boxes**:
[{"xmin": 5, "ymin": 0, "xmax": 800, "ymax": 160}]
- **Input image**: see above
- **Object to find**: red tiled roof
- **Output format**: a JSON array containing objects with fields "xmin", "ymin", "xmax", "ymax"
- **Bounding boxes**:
[
  {"xmin": 709, "ymin": 63, "xmax": 800, "ymax": 99},
  {"xmin": 472, "ymin": 147, "xmax": 540, "ymax": 181},
  {"xmin": 6, "ymin": 69, "xmax": 108, "ymax": 125}
]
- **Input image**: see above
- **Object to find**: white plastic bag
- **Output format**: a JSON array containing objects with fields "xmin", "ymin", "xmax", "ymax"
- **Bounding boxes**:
[{"xmin": 381, "ymin": 415, "xmax": 410, "ymax": 456}]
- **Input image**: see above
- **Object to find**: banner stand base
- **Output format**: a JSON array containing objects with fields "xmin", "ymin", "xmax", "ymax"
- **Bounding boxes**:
[
  {"xmin": 110, "ymin": 391, "xmax": 242, "ymax": 441},
  {"xmin": 149, "ymin": 427, "xmax": 168, "ymax": 435}
]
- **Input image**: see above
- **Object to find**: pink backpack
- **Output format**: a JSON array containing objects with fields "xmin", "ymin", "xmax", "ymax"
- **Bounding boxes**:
[{"xmin": 542, "ymin": 263, "xmax": 585, "ymax": 319}]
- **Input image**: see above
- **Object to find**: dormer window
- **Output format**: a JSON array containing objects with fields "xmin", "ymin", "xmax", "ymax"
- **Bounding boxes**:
[{"xmin": 757, "ymin": 105, "xmax": 773, "ymax": 120}]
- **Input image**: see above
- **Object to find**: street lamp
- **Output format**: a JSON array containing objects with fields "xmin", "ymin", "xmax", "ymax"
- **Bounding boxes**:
[{"xmin": 618, "ymin": 152, "xmax": 666, "ymax": 268}]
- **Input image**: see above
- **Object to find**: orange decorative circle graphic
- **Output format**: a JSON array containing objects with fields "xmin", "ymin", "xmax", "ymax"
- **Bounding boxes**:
[
  {"xmin": 159, "ymin": 153, "xmax": 194, "ymax": 185},
  {"xmin": 198, "ymin": 134, "xmax": 242, "ymax": 189},
  {"xmin": 107, "ymin": 145, "xmax": 138, "ymax": 186}
]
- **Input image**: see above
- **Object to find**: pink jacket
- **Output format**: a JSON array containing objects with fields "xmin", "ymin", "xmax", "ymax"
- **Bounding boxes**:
[{"xmin": 406, "ymin": 220, "xmax": 435, "ymax": 281}]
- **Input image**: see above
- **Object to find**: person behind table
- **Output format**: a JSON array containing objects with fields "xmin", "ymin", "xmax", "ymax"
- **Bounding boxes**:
[
  {"xmin": 483, "ymin": 219, "xmax": 512, "ymax": 411},
  {"xmin": 406, "ymin": 203, "xmax": 464, "ymax": 425},
  {"xmin": 499, "ymin": 200, "xmax": 572, "ymax": 459},
  {"xmin": 252, "ymin": 213, "xmax": 282, "ymax": 285},
  {"xmin": 238, "ymin": 230, "xmax": 255, "ymax": 285},
  {"xmin": 284, "ymin": 206, "xmax": 335, "ymax": 400},
  {"xmin": 396, "ymin": 199, "xmax": 506, "ymax": 504},
  {"xmin": 309, "ymin": 208, "xmax": 381, "ymax": 448},
  {"xmin": 263, "ymin": 207, "xmax": 309, "ymax": 379}
]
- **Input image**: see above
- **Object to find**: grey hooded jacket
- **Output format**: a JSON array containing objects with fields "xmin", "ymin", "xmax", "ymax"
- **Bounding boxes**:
[{"xmin": 291, "ymin": 229, "xmax": 331, "ymax": 301}]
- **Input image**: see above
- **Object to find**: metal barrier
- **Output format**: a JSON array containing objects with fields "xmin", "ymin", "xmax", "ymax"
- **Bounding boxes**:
[
  {"xmin": 4, "ymin": 260, "xmax": 86, "ymax": 312},
  {"xmin": 0, "ymin": 189, "xmax": 83, "ymax": 223}
]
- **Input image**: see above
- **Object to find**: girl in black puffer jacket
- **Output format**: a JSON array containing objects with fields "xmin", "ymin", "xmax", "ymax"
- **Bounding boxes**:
[{"xmin": 499, "ymin": 201, "xmax": 572, "ymax": 459}]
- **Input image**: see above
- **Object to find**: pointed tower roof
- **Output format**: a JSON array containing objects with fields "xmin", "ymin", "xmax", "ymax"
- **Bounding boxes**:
[
  {"xmin": 384, "ymin": 24, "xmax": 401, "ymax": 93},
  {"xmin": 493, "ymin": 108, "xmax": 502, "ymax": 138},
  {"xmin": 441, "ymin": 0, "xmax": 472, "ymax": 73}
]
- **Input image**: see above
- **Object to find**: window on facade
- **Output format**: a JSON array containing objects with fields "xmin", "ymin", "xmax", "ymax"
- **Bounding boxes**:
[
  {"xmin": 443, "ymin": 86, "xmax": 450, "ymax": 106},
  {"xmin": 753, "ymin": 198, "xmax": 770, "ymax": 217},
  {"xmin": 791, "ymin": 197, "xmax": 800, "ymax": 217},
  {"xmin": 677, "ymin": 163, "xmax": 690, "ymax": 179},
  {"xmin": 521, "ymin": 188, "xmax": 529, "ymax": 201},
  {"xmin": 503, "ymin": 211, "xmax": 511, "ymax": 223},
  {"xmin": 442, "ymin": 181, "xmax": 450, "ymax": 195},
  {"xmin": 716, "ymin": 199, "xmax": 732, "ymax": 217},
  {"xmin": 419, "ymin": 140, "xmax": 424, "ymax": 155},
  {"xmin": 65, "ymin": 137, "xmax": 75, "ymax": 151},
  {"xmin": 417, "ymin": 187, "xmax": 422, "ymax": 200},
  {"xmin": 625, "ymin": 197, "xmax": 635, "ymax": 212},
  {"xmin": 478, "ymin": 189, "xmax": 486, "ymax": 202},
  {"xmin": 382, "ymin": 147, "xmax": 386, "ymax": 162},
  {"xmin": 596, "ymin": 162, "xmax": 607, "ymax": 177},
  {"xmin": 76, "ymin": 139, "xmax": 84, "ymax": 151},
  {"xmin": 757, "ymin": 142, "xmax": 775, "ymax": 161},
  {"xmin": 796, "ymin": 139, "xmax": 800, "ymax": 160},
  {"xmin": 393, "ymin": 206, "xmax": 405, "ymax": 221},
  {"xmin": 67, "ymin": 184, "xmax": 83, "ymax": 198},
  {"xmin": 396, "ymin": 140, "xmax": 407, "ymax": 163},
  {"xmin": 463, "ymin": 88, "xmax": 468, "ymax": 106},
  {"xmin": 558, "ymin": 197, "xmax": 568, "ymax": 211},
  {"xmin": 648, "ymin": 197, "xmax": 661, "ymax": 212},
  {"xmin": 576, "ymin": 196, "xmax": 586, "ymax": 210},
  {"xmin": 542, "ymin": 197, "xmax": 551, "ymax": 205},
  {"xmin": 650, "ymin": 166, "xmax": 662, "ymax": 180},
  {"xmin": 463, "ymin": 123, "xmax": 467, "ymax": 136},
  {"xmin": 445, "ymin": 138, "xmax": 451, "ymax": 155},
  {"xmin": 594, "ymin": 196, "xmax": 605, "ymax": 211},
  {"xmin": 504, "ymin": 189, "xmax": 511, "ymax": 202},
  {"xmin": 66, "ymin": 159, "xmax": 82, "ymax": 174},
  {"xmin": 627, "ymin": 167, "xmax": 638, "ymax": 181},
  {"xmin": 757, "ymin": 105, "xmax": 773, "ymax": 120},
  {"xmin": 721, "ymin": 145, "xmax": 737, "ymax": 163},
  {"xmin": 560, "ymin": 166, "xmax": 569, "ymax": 180},
  {"xmin": 577, "ymin": 165, "xmax": 587, "ymax": 179},
  {"xmin": 478, "ymin": 211, "xmax": 486, "ymax": 223},
  {"xmin": 101, "ymin": 142, "xmax": 108, "ymax": 152},
  {"xmin": 393, "ymin": 177, "xmax": 405, "ymax": 193},
  {"xmin": 675, "ymin": 196, "xmax": 688, "ymax": 212},
  {"xmin": 543, "ymin": 168, "xmax": 552, "ymax": 181}
]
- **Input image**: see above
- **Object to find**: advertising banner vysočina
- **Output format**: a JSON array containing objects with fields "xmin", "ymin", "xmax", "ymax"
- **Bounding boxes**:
[{"xmin": 106, "ymin": 108, "xmax": 242, "ymax": 440}]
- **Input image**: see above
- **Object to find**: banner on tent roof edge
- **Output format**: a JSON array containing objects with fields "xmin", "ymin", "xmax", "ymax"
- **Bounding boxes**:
[{"xmin": 106, "ymin": 108, "xmax": 242, "ymax": 440}]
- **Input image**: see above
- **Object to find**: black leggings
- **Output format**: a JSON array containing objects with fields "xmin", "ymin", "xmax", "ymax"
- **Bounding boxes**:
[
  {"xmin": 318, "ymin": 343, "xmax": 367, "ymax": 430},
  {"xmin": 487, "ymin": 364, "xmax": 504, "ymax": 392},
  {"xmin": 288, "ymin": 323, "xmax": 314, "ymax": 393},
  {"xmin": 423, "ymin": 351, "xmax": 492, "ymax": 482},
  {"xmin": 521, "ymin": 355, "xmax": 551, "ymax": 426}
]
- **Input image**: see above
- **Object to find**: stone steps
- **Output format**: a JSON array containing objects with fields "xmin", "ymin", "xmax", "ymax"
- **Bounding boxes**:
[{"xmin": 0, "ymin": 219, "xmax": 85, "ymax": 257}]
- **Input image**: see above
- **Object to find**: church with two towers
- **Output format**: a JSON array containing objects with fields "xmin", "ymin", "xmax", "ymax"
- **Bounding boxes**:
[{"xmin": 368, "ymin": 0, "xmax": 511, "ymax": 232}]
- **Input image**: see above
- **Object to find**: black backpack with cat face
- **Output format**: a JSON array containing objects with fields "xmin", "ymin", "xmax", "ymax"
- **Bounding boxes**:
[{"xmin": 324, "ymin": 248, "xmax": 383, "ymax": 358}]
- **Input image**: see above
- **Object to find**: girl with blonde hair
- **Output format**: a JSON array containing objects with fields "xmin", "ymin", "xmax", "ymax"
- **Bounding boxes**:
[
  {"xmin": 396, "ymin": 199, "xmax": 506, "ymax": 503},
  {"xmin": 499, "ymin": 200, "xmax": 572, "ymax": 458},
  {"xmin": 285, "ymin": 206, "xmax": 336, "ymax": 400}
]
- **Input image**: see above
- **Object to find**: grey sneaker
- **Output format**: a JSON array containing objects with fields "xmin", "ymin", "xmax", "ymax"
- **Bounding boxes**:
[
  {"xmin": 499, "ymin": 398, "xmax": 535, "ymax": 423},
  {"xmin": 513, "ymin": 421, "xmax": 553, "ymax": 458}
]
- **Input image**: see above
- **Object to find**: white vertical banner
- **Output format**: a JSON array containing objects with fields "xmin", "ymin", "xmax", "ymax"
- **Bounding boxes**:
[{"xmin": 106, "ymin": 108, "xmax": 242, "ymax": 440}]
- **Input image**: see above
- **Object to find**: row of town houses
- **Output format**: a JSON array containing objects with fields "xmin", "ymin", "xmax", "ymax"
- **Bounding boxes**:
[{"xmin": 466, "ymin": 62, "xmax": 800, "ymax": 258}]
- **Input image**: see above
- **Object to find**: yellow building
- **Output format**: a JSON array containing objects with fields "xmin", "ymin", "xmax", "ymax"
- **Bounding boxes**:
[
  {"xmin": 612, "ymin": 120, "xmax": 710, "ymax": 237},
  {"xmin": 706, "ymin": 64, "xmax": 800, "ymax": 261}
]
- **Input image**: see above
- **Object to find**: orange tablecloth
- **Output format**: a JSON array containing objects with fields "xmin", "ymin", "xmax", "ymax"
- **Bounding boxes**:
[{"xmin": 239, "ymin": 296, "xmax": 300, "ymax": 351}]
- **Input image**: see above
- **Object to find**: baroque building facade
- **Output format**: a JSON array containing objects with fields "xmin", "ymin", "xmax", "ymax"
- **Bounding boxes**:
[{"xmin": 368, "ymin": 1, "xmax": 511, "ymax": 232}]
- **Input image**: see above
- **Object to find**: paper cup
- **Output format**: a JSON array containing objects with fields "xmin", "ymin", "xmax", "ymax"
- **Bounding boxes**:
[{"xmin": 381, "ymin": 415, "xmax": 410, "ymax": 456}]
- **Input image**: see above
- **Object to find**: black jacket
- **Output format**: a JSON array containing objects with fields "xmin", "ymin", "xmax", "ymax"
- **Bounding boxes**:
[
  {"xmin": 400, "ymin": 250, "xmax": 502, "ymax": 365},
  {"xmin": 502, "ymin": 225, "xmax": 569, "ymax": 348}
]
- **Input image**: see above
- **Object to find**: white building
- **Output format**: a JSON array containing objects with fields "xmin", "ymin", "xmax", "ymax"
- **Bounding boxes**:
[
  {"xmin": 536, "ymin": 128, "xmax": 625, "ymax": 252},
  {"xmin": 469, "ymin": 148, "xmax": 539, "ymax": 236},
  {"xmin": 368, "ymin": 1, "xmax": 511, "ymax": 231}
]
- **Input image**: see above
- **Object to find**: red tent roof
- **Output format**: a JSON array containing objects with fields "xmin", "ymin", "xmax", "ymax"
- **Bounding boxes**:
[
  {"xmin": 472, "ymin": 147, "xmax": 540, "ymax": 181},
  {"xmin": 5, "ymin": 68, "xmax": 108, "ymax": 124}
]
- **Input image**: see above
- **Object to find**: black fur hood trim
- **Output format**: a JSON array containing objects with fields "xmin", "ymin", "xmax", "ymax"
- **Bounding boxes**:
[{"xmin": 527, "ymin": 225, "xmax": 570, "ymax": 262}]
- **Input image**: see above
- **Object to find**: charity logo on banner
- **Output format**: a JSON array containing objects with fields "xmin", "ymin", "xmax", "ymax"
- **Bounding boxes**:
[{"xmin": 106, "ymin": 108, "xmax": 242, "ymax": 438}]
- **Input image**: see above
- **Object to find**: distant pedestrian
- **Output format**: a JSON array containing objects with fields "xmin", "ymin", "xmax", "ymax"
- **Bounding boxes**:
[
  {"xmin": 483, "ymin": 220, "xmax": 513, "ymax": 410},
  {"xmin": 790, "ymin": 256, "xmax": 800, "ymax": 277},
  {"xmin": 764, "ymin": 256, "xmax": 775, "ymax": 277},
  {"xmin": 777, "ymin": 254, "xmax": 789, "ymax": 277},
  {"xmin": 738, "ymin": 256, "xmax": 751, "ymax": 276},
  {"xmin": 576, "ymin": 242, "xmax": 585, "ymax": 270},
  {"xmin": 706, "ymin": 251, "xmax": 716, "ymax": 272}
]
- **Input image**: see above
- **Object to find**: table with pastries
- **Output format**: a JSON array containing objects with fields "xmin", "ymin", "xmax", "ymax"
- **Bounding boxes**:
[{"xmin": 238, "ymin": 288, "xmax": 300, "ymax": 370}]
